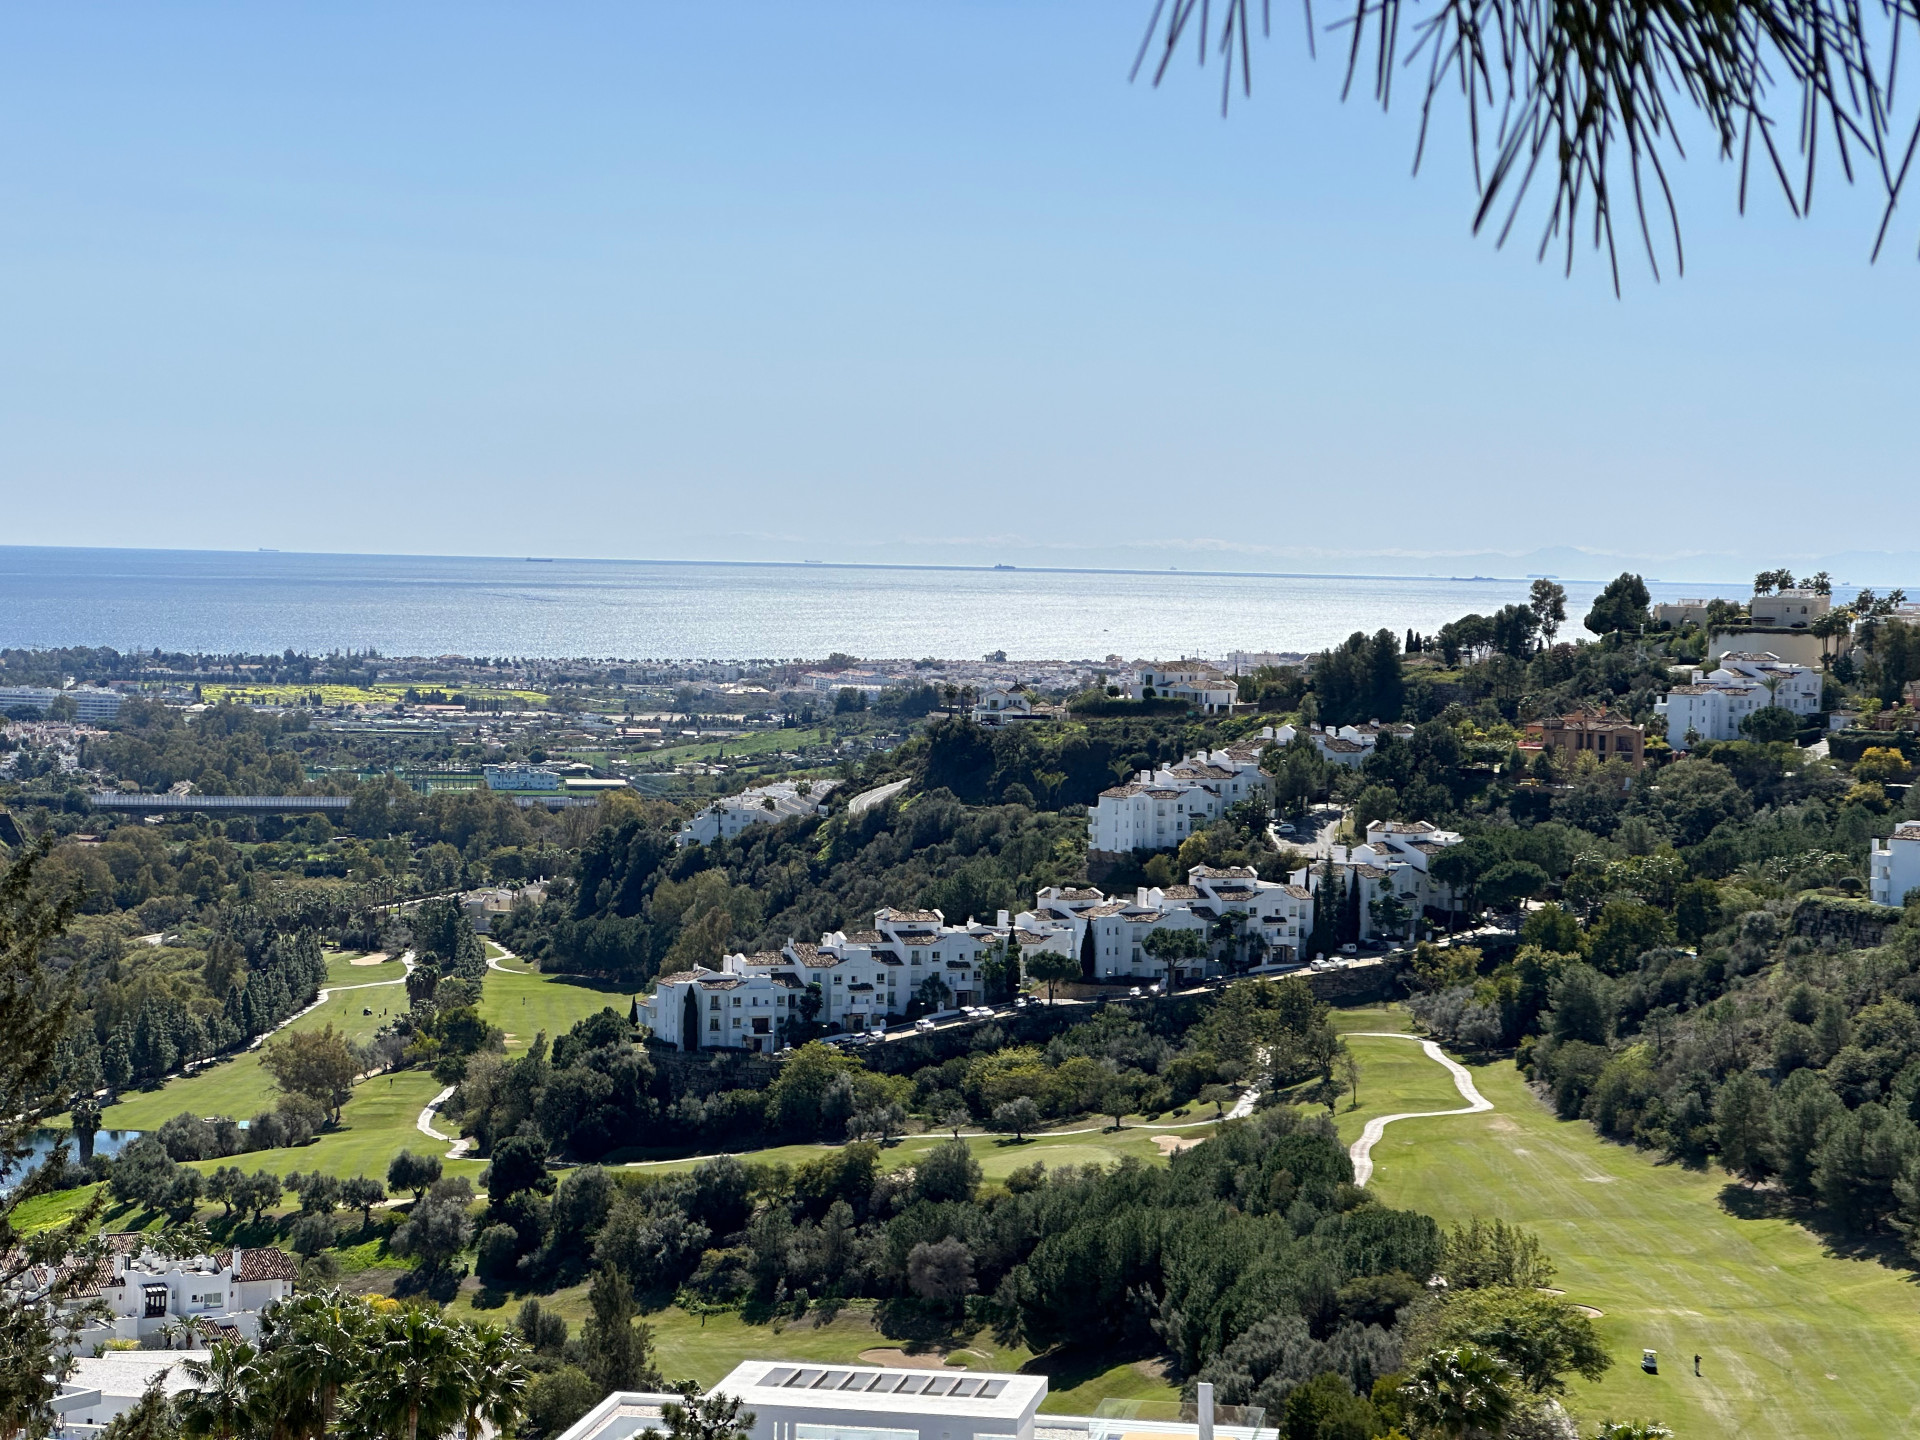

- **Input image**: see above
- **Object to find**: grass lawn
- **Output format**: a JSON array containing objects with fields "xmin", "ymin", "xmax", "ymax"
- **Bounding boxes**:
[
  {"xmin": 94, "ymin": 970, "xmax": 410, "ymax": 1132},
  {"xmin": 444, "ymin": 1292, "xmax": 1176, "ymax": 1414},
  {"xmin": 1340, "ymin": 1005, "xmax": 1920, "ymax": 1440},
  {"xmin": 479, "ymin": 968, "xmax": 631, "ymax": 1054},
  {"xmin": 612, "ymin": 1118, "xmax": 1218, "ymax": 1178}
]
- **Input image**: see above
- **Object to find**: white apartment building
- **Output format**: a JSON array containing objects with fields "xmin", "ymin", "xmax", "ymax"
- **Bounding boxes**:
[
  {"xmin": 1711, "ymin": 652, "xmax": 1825, "ymax": 715},
  {"xmin": 1656, "ymin": 683, "xmax": 1766, "ymax": 747},
  {"xmin": 641, "ymin": 906, "xmax": 1004, "ymax": 1045},
  {"xmin": 1021, "ymin": 866, "xmax": 1313, "ymax": 982},
  {"xmin": 39, "ymin": 1235, "xmax": 297, "ymax": 1354},
  {"xmin": 1262, "ymin": 721, "xmax": 1416, "ymax": 768},
  {"xmin": 1089, "ymin": 741, "xmax": 1273, "ymax": 853},
  {"xmin": 1292, "ymin": 820, "xmax": 1464, "ymax": 944},
  {"xmin": 1126, "ymin": 661, "xmax": 1239, "ymax": 714},
  {"xmin": 483, "ymin": 762, "xmax": 562, "ymax": 792},
  {"xmin": 1870, "ymin": 822, "xmax": 1920, "ymax": 907},
  {"xmin": 675, "ymin": 779, "xmax": 842, "ymax": 847},
  {"xmin": 0, "ymin": 686, "xmax": 124, "ymax": 722}
]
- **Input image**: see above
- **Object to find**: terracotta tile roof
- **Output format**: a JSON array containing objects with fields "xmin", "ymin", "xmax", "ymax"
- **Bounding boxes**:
[
  {"xmin": 1159, "ymin": 885, "xmax": 1198, "ymax": 899},
  {"xmin": 843, "ymin": 930, "xmax": 883, "ymax": 944},
  {"xmin": 236, "ymin": 1247, "xmax": 298, "ymax": 1283},
  {"xmin": 1085, "ymin": 902, "xmax": 1131, "ymax": 918},
  {"xmin": 880, "ymin": 908, "xmax": 943, "ymax": 923}
]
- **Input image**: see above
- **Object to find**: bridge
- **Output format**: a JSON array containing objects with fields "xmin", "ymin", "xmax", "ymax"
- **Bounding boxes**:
[{"xmin": 90, "ymin": 793, "xmax": 351, "ymax": 814}]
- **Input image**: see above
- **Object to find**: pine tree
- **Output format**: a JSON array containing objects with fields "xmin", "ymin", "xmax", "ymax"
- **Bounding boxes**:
[{"xmin": 102, "ymin": 1025, "xmax": 133, "ymax": 1091}]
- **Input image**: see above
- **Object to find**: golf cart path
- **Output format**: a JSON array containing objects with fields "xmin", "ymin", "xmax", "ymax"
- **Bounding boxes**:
[
  {"xmin": 411, "ymin": 944, "xmax": 531, "ymax": 1156},
  {"xmin": 1345, "ymin": 1032, "xmax": 1492, "ymax": 1186}
]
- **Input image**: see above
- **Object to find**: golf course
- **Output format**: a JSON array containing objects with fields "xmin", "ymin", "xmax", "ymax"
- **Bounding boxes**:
[{"xmin": 1336, "ymin": 1006, "xmax": 1920, "ymax": 1440}]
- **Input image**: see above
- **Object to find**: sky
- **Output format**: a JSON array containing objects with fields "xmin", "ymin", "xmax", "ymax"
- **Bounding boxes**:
[{"xmin": 3, "ymin": 2, "xmax": 1917, "ymax": 584}]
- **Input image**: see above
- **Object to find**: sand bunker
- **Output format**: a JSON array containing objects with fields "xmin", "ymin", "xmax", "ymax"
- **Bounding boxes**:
[{"xmin": 857, "ymin": 1348, "xmax": 966, "ymax": 1370}]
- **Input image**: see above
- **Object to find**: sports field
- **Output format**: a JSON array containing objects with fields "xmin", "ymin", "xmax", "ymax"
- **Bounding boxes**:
[{"xmin": 1338, "ymin": 1006, "xmax": 1920, "ymax": 1440}]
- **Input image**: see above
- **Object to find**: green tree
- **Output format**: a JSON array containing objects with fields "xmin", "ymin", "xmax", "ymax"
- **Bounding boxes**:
[
  {"xmin": 1583, "ymin": 574, "xmax": 1651, "ymax": 638},
  {"xmin": 260, "ymin": 1289, "xmax": 370, "ymax": 1437},
  {"xmin": 261, "ymin": 1023, "xmax": 359, "ymax": 1126},
  {"xmin": 991, "ymin": 1096, "xmax": 1043, "ymax": 1140},
  {"xmin": 642, "ymin": 1389, "xmax": 757, "ymax": 1440},
  {"xmin": 1141, "ymin": 926, "xmax": 1207, "ymax": 992},
  {"xmin": 0, "ymin": 840, "xmax": 107, "ymax": 1440},
  {"xmin": 1398, "ymin": 1345, "xmax": 1515, "ymax": 1440},
  {"xmin": 388, "ymin": 1149, "xmax": 443, "ymax": 1202},
  {"xmin": 1714, "ymin": 1070, "xmax": 1775, "ymax": 1186},
  {"xmin": 178, "ymin": 1341, "xmax": 266, "ymax": 1440},
  {"xmin": 457, "ymin": 1323, "xmax": 531, "ymax": 1440},
  {"xmin": 1529, "ymin": 580, "xmax": 1569, "ymax": 644},
  {"xmin": 581, "ymin": 1264, "xmax": 660, "ymax": 1395},
  {"xmin": 353, "ymin": 1307, "xmax": 470, "ymax": 1440},
  {"xmin": 1741, "ymin": 705, "xmax": 1801, "ymax": 742},
  {"xmin": 1025, "ymin": 949, "xmax": 1081, "ymax": 1005}
]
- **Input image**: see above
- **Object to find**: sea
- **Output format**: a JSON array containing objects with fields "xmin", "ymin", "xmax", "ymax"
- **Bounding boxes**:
[{"xmin": 0, "ymin": 547, "xmax": 1749, "ymax": 661}]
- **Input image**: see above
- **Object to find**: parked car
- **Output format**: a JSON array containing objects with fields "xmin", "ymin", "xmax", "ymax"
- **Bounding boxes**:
[
  {"xmin": 1015, "ymin": 996, "xmax": 1030, "ymax": 1008},
  {"xmin": 1340, "ymin": 943, "xmax": 1358, "ymax": 955},
  {"xmin": 1128, "ymin": 986, "xmax": 1143, "ymax": 998},
  {"xmin": 914, "ymin": 1017, "xmax": 936, "ymax": 1031},
  {"xmin": 1276, "ymin": 821, "xmax": 1297, "ymax": 835}
]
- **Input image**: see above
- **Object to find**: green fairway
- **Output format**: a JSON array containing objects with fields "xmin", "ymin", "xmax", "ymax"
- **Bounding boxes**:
[
  {"xmin": 1339, "ymin": 1005, "xmax": 1920, "ymax": 1440},
  {"xmin": 96, "ymin": 968, "xmax": 410, "ymax": 1131},
  {"xmin": 614, "ymin": 1117, "xmax": 1217, "ymax": 1178},
  {"xmin": 479, "ymin": 967, "xmax": 631, "ymax": 1053}
]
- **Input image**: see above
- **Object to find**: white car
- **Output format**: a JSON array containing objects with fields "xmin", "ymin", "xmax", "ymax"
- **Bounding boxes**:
[
  {"xmin": 1128, "ymin": 986, "xmax": 1143, "ymax": 998},
  {"xmin": 914, "ymin": 1017, "xmax": 936, "ymax": 1031}
]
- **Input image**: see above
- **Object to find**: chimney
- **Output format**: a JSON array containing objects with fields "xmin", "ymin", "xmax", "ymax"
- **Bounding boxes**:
[
  {"xmin": 1197, "ymin": 1382, "xmax": 1215, "ymax": 1440},
  {"xmin": 997, "ymin": 909, "xmax": 1010, "ymax": 929}
]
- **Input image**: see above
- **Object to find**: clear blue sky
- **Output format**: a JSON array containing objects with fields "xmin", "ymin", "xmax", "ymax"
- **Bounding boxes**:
[{"xmin": 3, "ymin": 3, "xmax": 1915, "ymax": 582}]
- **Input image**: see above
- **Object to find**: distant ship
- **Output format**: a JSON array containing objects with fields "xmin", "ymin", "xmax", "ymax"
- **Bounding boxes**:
[
  {"xmin": 992, "ymin": 564, "xmax": 1015, "ymax": 571},
  {"xmin": 257, "ymin": 548, "xmax": 280, "ymax": 553},
  {"xmin": 526, "ymin": 557, "xmax": 555, "ymax": 563}
]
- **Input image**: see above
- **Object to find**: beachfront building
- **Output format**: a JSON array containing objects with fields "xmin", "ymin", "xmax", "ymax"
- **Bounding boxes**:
[
  {"xmin": 1870, "ymin": 822, "xmax": 1920, "ymax": 907},
  {"xmin": 1088, "ymin": 741, "xmax": 1273, "ymax": 853},
  {"xmin": 1748, "ymin": 588, "xmax": 1833, "ymax": 628},
  {"xmin": 675, "ymin": 779, "xmax": 841, "ymax": 847}
]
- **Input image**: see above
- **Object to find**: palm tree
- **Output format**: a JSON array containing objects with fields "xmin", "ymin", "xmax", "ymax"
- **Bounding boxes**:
[
  {"xmin": 263, "ymin": 1290, "xmax": 369, "ymax": 1438},
  {"xmin": 350, "ymin": 1306, "xmax": 470, "ymax": 1440},
  {"xmin": 1399, "ymin": 1345, "xmax": 1516, "ymax": 1440},
  {"xmin": 457, "ymin": 1324, "xmax": 531, "ymax": 1440},
  {"xmin": 178, "ymin": 1340, "xmax": 265, "ymax": 1440}
]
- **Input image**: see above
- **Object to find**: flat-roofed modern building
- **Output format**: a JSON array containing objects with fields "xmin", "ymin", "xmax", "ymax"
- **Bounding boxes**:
[{"xmin": 559, "ymin": 1364, "xmax": 1048, "ymax": 1440}]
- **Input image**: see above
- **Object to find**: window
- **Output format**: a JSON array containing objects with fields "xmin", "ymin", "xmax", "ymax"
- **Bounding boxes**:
[
  {"xmin": 709, "ymin": 1018, "xmax": 721, "ymax": 1032},
  {"xmin": 733, "ymin": 996, "xmax": 742, "ymax": 1007},
  {"xmin": 144, "ymin": 1285, "xmax": 169, "ymax": 1318},
  {"xmin": 709, "ymin": 995, "xmax": 721, "ymax": 1011}
]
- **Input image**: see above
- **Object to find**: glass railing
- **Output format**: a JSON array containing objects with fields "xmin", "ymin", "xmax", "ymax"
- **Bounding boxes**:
[{"xmin": 1086, "ymin": 1399, "xmax": 1267, "ymax": 1440}]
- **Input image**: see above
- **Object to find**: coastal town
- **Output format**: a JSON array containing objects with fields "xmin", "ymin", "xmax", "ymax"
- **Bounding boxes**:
[{"xmin": 9, "ymin": 569, "xmax": 1920, "ymax": 1440}]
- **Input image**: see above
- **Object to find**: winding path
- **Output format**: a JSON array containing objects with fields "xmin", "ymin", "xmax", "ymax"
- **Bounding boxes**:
[
  {"xmin": 1345, "ymin": 1032, "xmax": 1492, "ymax": 1186},
  {"xmin": 411, "ymin": 943, "xmax": 524, "ymax": 1158}
]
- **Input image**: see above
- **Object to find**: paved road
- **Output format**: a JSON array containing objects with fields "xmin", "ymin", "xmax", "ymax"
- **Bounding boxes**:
[
  {"xmin": 848, "ymin": 778, "xmax": 911, "ymax": 814},
  {"xmin": 1345, "ymin": 1032, "xmax": 1492, "ymax": 1186}
]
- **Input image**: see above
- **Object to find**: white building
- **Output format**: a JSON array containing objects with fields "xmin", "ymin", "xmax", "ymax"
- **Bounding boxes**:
[
  {"xmin": 561, "ymin": 1362, "xmax": 1049, "ymax": 1440},
  {"xmin": 675, "ymin": 780, "xmax": 842, "ymax": 848},
  {"xmin": 1870, "ymin": 822, "xmax": 1920, "ymax": 907},
  {"xmin": 971, "ymin": 689, "xmax": 1055, "ymax": 728},
  {"xmin": 483, "ymin": 762, "xmax": 562, "ymax": 792},
  {"xmin": 1261, "ymin": 721, "xmax": 1416, "ymax": 769},
  {"xmin": 52, "ymin": 1349, "xmax": 213, "ymax": 1437},
  {"xmin": 641, "ymin": 905, "xmax": 1005, "ymax": 1044},
  {"xmin": 1020, "ymin": 866, "xmax": 1312, "ymax": 982},
  {"xmin": 0, "ymin": 686, "xmax": 123, "ymax": 722},
  {"xmin": 1711, "ymin": 653, "xmax": 1825, "ymax": 716},
  {"xmin": 41, "ymin": 1234, "xmax": 297, "ymax": 1354},
  {"xmin": 1292, "ymin": 820, "xmax": 1464, "ymax": 944},
  {"xmin": 1654, "ymin": 669, "xmax": 1775, "ymax": 749},
  {"xmin": 1089, "ymin": 741, "xmax": 1273, "ymax": 853},
  {"xmin": 1126, "ymin": 661, "xmax": 1239, "ymax": 714}
]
